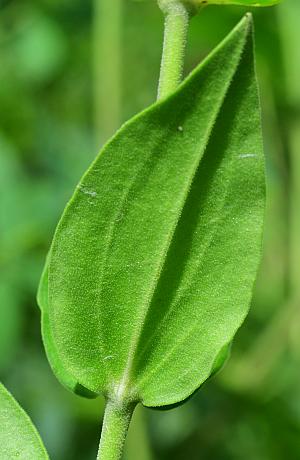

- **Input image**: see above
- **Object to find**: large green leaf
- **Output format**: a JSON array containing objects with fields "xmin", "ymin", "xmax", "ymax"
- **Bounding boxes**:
[
  {"xmin": 0, "ymin": 383, "xmax": 48, "ymax": 459},
  {"xmin": 43, "ymin": 14, "xmax": 265, "ymax": 408}
]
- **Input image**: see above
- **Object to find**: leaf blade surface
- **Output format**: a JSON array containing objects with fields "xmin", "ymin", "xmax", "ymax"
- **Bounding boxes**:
[
  {"xmin": 133, "ymin": 26, "xmax": 265, "ymax": 404},
  {"xmin": 45, "ymin": 14, "xmax": 265, "ymax": 407},
  {"xmin": 37, "ymin": 260, "xmax": 98, "ymax": 398}
]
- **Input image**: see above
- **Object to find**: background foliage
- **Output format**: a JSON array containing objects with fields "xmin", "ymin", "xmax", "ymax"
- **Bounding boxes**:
[{"xmin": 0, "ymin": 0, "xmax": 299, "ymax": 459}]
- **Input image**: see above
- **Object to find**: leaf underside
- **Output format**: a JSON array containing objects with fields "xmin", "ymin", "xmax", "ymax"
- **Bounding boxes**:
[
  {"xmin": 40, "ymin": 14, "xmax": 265, "ymax": 408},
  {"xmin": 0, "ymin": 383, "xmax": 48, "ymax": 460}
]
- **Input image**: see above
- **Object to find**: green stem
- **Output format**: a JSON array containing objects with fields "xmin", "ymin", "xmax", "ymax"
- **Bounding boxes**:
[
  {"xmin": 93, "ymin": 0, "xmax": 122, "ymax": 145},
  {"xmin": 97, "ymin": 400, "xmax": 135, "ymax": 460},
  {"xmin": 157, "ymin": 2, "xmax": 190, "ymax": 100}
]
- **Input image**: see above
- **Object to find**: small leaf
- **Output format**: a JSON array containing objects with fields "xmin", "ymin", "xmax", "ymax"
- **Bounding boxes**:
[
  {"xmin": 0, "ymin": 383, "xmax": 48, "ymax": 459},
  {"xmin": 42, "ymin": 14, "xmax": 265, "ymax": 408}
]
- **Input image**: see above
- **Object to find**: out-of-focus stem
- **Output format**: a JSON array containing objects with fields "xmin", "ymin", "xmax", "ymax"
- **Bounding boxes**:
[
  {"xmin": 125, "ymin": 404, "xmax": 153, "ymax": 460},
  {"xmin": 93, "ymin": 0, "xmax": 122, "ymax": 145}
]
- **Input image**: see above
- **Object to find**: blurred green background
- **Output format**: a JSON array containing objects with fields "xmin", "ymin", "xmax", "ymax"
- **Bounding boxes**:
[{"xmin": 1, "ymin": 0, "xmax": 300, "ymax": 458}]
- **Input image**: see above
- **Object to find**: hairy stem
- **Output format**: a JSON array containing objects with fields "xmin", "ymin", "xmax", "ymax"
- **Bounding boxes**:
[
  {"xmin": 97, "ymin": 400, "xmax": 135, "ymax": 460},
  {"xmin": 93, "ymin": 0, "xmax": 122, "ymax": 145},
  {"xmin": 157, "ymin": 2, "xmax": 190, "ymax": 100}
]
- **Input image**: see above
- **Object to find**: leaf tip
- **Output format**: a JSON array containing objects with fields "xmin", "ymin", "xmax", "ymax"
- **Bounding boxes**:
[
  {"xmin": 242, "ymin": 11, "xmax": 254, "ymax": 30},
  {"xmin": 235, "ymin": 12, "xmax": 254, "ymax": 44}
]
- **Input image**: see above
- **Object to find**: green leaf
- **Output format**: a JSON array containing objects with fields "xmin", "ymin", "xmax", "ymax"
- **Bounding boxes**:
[
  {"xmin": 159, "ymin": 0, "xmax": 281, "ymax": 14},
  {"xmin": 43, "ymin": 14, "xmax": 265, "ymax": 408},
  {"xmin": 0, "ymin": 383, "xmax": 48, "ymax": 460},
  {"xmin": 191, "ymin": 0, "xmax": 280, "ymax": 6},
  {"xmin": 37, "ymin": 258, "xmax": 97, "ymax": 399}
]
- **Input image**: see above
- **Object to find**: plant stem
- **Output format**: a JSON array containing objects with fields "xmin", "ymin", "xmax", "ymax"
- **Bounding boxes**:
[
  {"xmin": 97, "ymin": 400, "xmax": 135, "ymax": 460},
  {"xmin": 157, "ymin": 2, "xmax": 190, "ymax": 100},
  {"xmin": 93, "ymin": 0, "xmax": 122, "ymax": 145}
]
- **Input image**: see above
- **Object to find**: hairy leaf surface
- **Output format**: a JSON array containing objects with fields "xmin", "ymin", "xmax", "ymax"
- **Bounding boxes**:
[
  {"xmin": 0, "ymin": 383, "xmax": 48, "ymax": 459},
  {"xmin": 43, "ymin": 15, "xmax": 265, "ymax": 407},
  {"xmin": 37, "ymin": 260, "xmax": 97, "ymax": 398}
]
